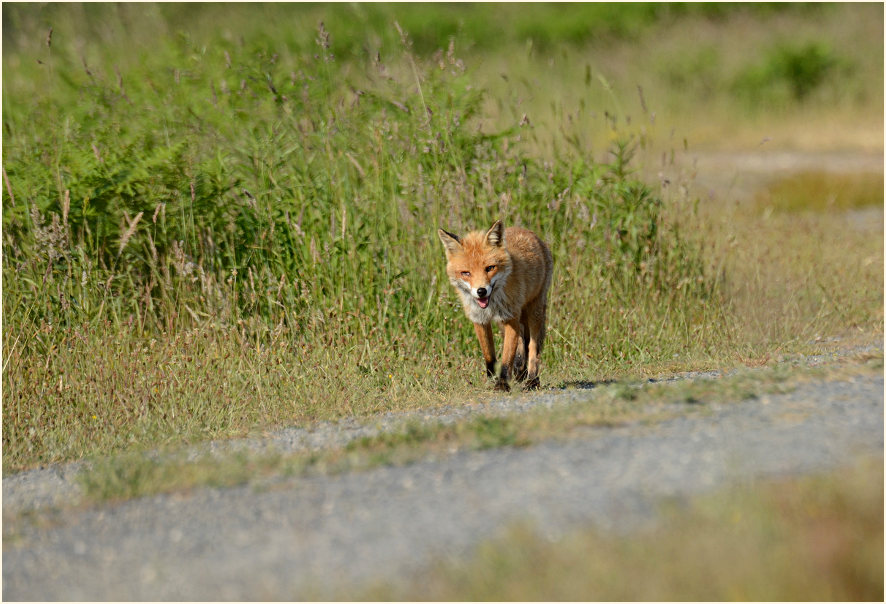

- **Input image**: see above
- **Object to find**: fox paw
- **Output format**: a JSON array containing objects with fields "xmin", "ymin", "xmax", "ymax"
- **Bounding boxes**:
[
  {"xmin": 493, "ymin": 379, "xmax": 511, "ymax": 392},
  {"xmin": 522, "ymin": 377, "xmax": 540, "ymax": 391},
  {"xmin": 513, "ymin": 365, "xmax": 528, "ymax": 382}
]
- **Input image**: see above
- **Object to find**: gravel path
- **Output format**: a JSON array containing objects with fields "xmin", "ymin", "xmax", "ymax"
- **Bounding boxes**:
[{"xmin": 3, "ymin": 356, "xmax": 882, "ymax": 600}]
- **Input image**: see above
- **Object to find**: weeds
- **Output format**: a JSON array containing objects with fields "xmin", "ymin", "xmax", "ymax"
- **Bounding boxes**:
[{"xmin": 733, "ymin": 42, "xmax": 848, "ymax": 106}]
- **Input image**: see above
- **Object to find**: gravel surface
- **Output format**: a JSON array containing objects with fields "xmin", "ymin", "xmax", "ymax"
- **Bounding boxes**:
[
  {"xmin": 3, "ymin": 357, "xmax": 882, "ymax": 600},
  {"xmin": 0, "ymin": 346, "xmax": 866, "ymax": 514}
]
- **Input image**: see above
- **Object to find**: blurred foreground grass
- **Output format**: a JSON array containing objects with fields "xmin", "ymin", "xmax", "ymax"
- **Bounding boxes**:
[{"xmin": 366, "ymin": 459, "xmax": 883, "ymax": 601}]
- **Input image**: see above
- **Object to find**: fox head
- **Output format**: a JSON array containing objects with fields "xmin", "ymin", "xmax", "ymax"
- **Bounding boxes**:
[{"xmin": 438, "ymin": 220, "xmax": 512, "ymax": 313}]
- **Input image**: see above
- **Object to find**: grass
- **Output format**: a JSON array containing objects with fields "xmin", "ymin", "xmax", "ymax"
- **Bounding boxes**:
[
  {"xmin": 708, "ymin": 175, "xmax": 883, "ymax": 354},
  {"xmin": 2, "ymin": 3, "xmax": 883, "ymax": 473},
  {"xmin": 473, "ymin": 2, "xmax": 883, "ymax": 152},
  {"xmin": 65, "ymin": 351, "xmax": 881, "ymax": 505},
  {"xmin": 363, "ymin": 458, "xmax": 884, "ymax": 601},
  {"xmin": 756, "ymin": 171, "xmax": 884, "ymax": 214}
]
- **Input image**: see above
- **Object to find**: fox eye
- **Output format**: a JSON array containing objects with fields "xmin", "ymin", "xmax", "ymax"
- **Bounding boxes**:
[
  {"xmin": 485, "ymin": 265, "xmax": 496, "ymax": 273},
  {"xmin": 460, "ymin": 271, "xmax": 470, "ymax": 278}
]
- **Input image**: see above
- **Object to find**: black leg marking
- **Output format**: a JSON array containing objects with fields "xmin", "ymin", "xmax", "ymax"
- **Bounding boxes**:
[
  {"xmin": 513, "ymin": 350, "xmax": 528, "ymax": 382},
  {"xmin": 485, "ymin": 359, "xmax": 496, "ymax": 378},
  {"xmin": 495, "ymin": 364, "xmax": 511, "ymax": 392}
]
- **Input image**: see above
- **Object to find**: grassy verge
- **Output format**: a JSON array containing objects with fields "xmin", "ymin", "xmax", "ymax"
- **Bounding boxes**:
[
  {"xmin": 70, "ymin": 351, "xmax": 881, "ymax": 505},
  {"xmin": 708, "ymin": 171, "xmax": 883, "ymax": 355},
  {"xmin": 363, "ymin": 458, "xmax": 883, "ymax": 601},
  {"xmin": 3, "ymin": 3, "xmax": 883, "ymax": 472}
]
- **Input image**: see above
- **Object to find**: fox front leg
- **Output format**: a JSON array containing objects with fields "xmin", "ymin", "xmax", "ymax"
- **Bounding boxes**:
[
  {"xmin": 473, "ymin": 322, "xmax": 497, "ymax": 380},
  {"xmin": 494, "ymin": 318, "xmax": 522, "ymax": 392}
]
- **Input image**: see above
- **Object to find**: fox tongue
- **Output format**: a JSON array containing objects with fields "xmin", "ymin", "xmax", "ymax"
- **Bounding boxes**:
[{"xmin": 477, "ymin": 297, "xmax": 489, "ymax": 308}]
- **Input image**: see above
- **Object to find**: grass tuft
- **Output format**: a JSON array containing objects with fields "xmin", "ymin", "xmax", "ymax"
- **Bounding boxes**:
[{"xmin": 755, "ymin": 170, "xmax": 884, "ymax": 214}]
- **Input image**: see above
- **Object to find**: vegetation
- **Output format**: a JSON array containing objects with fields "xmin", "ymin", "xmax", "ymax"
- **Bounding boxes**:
[
  {"xmin": 2, "ymin": 3, "xmax": 882, "ymax": 472},
  {"xmin": 366, "ymin": 459, "xmax": 884, "ymax": 601},
  {"xmin": 65, "ymin": 352, "xmax": 886, "ymax": 505},
  {"xmin": 756, "ymin": 171, "xmax": 884, "ymax": 214}
]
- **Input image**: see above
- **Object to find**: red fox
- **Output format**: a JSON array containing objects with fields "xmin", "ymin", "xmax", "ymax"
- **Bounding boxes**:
[{"xmin": 438, "ymin": 220, "xmax": 554, "ymax": 392}]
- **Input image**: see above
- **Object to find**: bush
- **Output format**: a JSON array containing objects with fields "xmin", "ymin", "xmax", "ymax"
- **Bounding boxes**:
[{"xmin": 732, "ymin": 42, "xmax": 848, "ymax": 106}]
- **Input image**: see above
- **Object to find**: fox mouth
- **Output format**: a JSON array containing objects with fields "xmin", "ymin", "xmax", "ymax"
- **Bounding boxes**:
[{"xmin": 476, "ymin": 296, "xmax": 490, "ymax": 309}]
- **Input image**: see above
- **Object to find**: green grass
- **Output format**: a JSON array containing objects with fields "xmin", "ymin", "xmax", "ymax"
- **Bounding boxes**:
[
  {"xmin": 364, "ymin": 459, "xmax": 883, "ymax": 601},
  {"xmin": 2, "ymin": 3, "xmax": 883, "ymax": 472},
  {"xmin": 756, "ymin": 170, "xmax": 884, "ymax": 213}
]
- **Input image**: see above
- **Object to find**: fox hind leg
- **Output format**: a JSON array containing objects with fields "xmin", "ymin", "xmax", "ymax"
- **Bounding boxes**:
[
  {"xmin": 513, "ymin": 312, "xmax": 530, "ymax": 382},
  {"xmin": 523, "ymin": 298, "xmax": 547, "ymax": 391}
]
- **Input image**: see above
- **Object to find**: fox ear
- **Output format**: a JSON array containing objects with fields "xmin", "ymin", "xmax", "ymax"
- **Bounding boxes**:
[
  {"xmin": 485, "ymin": 220, "xmax": 505, "ymax": 247},
  {"xmin": 437, "ymin": 228, "xmax": 462, "ymax": 255}
]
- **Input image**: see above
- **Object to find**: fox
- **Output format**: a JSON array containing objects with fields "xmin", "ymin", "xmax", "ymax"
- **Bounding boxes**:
[{"xmin": 438, "ymin": 220, "xmax": 554, "ymax": 392}]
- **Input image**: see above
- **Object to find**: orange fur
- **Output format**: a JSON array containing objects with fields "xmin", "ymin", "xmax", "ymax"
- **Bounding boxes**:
[{"xmin": 438, "ymin": 221, "xmax": 553, "ymax": 391}]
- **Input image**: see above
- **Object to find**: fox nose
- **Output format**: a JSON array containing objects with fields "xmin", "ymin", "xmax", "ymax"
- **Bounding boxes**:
[{"xmin": 477, "ymin": 287, "xmax": 488, "ymax": 298}]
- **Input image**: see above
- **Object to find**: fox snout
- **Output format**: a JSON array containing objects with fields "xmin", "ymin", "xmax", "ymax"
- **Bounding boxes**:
[{"xmin": 474, "ymin": 285, "xmax": 491, "ymax": 308}]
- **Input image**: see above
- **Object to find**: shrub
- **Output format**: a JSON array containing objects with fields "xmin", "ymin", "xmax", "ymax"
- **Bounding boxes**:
[{"xmin": 732, "ymin": 42, "xmax": 848, "ymax": 106}]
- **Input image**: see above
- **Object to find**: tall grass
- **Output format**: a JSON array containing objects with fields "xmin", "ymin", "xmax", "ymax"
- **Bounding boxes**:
[
  {"xmin": 2, "ymin": 3, "xmax": 881, "ymax": 471},
  {"xmin": 3, "ymin": 13, "xmax": 715, "ymax": 342},
  {"xmin": 2, "ymin": 5, "xmax": 719, "ymax": 470}
]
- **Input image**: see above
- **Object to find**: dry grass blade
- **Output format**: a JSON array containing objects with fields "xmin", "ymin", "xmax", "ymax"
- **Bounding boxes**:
[
  {"xmin": 2, "ymin": 166, "xmax": 14, "ymax": 204},
  {"xmin": 117, "ymin": 211, "xmax": 143, "ymax": 257}
]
